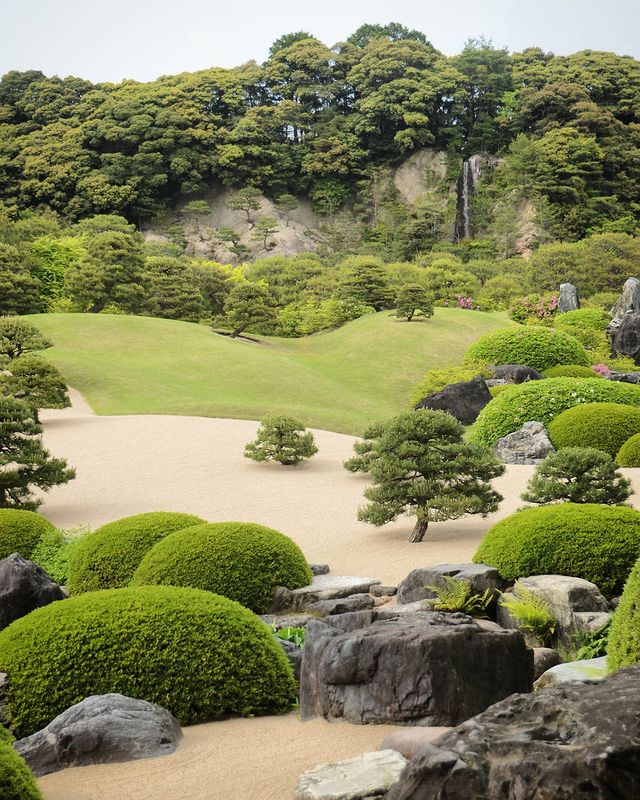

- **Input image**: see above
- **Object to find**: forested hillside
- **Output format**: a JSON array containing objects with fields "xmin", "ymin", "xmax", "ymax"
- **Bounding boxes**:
[{"xmin": 1, "ymin": 23, "xmax": 640, "ymax": 337}]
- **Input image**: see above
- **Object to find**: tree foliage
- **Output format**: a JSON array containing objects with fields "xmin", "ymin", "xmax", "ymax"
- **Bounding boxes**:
[{"xmin": 244, "ymin": 415, "xmax": 318, "ymax": 465}]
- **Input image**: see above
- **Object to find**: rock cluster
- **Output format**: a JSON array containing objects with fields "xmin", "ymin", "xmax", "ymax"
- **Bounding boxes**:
[{"xmin": 494, "ymin": 421, "xmax": 555, "ymax": 464}]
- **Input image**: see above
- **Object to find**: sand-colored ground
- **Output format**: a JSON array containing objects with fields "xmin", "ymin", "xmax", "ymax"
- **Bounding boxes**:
[{"xmin": 35, "ymin": 392, "xmax": 640, "ymax": 800}]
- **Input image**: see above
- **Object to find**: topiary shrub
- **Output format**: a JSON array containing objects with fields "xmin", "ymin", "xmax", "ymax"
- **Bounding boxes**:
[
  {"xmin": 543, "ymin": 364, "xmax": 602, "ymax": 379},
  {"xmin": 0, "ymin": 509, "xmax": 56, "ymax": 561},
  {"xmin": 0, "ymin": 741, "xmax": 42, "ymax": 800},
  {"xmin": 548, "ymin": 403, "xmax": 640, "ymax": 457},
  {"xmin": 554, "ymin": 308, "xmax": 611, "ymax": 332},
  {"xmin": 473, "ymin": 504, "xmax": 640, "ymax": 596},
  {"xmin": 522, "ymin": 447, "xmax": 632, "ymax": 505},
  {"xmin": 471, "ymin": 378, "xmax": 640, "ymax": 447},
  {"xmin": 617, "ymin": 433, "xmax": 640, "ymax": 467},
  {"xmin": 463, "ymin": 326, "xmax": 589, "ymax": 372},
  {"xmin": 131, "ymin": 522, "xmax": 312, "ymax": 612},
  {"xmin": 409, "ymin": 364, "xmax": 492, "ymax": 407},
  {"xmin": 488, "ymin": 384, "xmax": 516, "ymax": 398},
  {"xmin": 0, "ymin": 585, "xmax": 296, "ymax": 738},
  {"xmin": 244, "ymin": 415, "xmax": 318, "ymax": 465},
  {"xmin": 67, "ymin": 512, "xmax": 206, "ymax": 594},
  {"xmin": 607, "ymin": 557, "xmax": 640, "ymax": 670}
]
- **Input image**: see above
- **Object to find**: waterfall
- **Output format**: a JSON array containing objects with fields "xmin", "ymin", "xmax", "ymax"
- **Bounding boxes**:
[{"xmin": 453, "ymin": 156, "xmax": 482, "ymax": 242}]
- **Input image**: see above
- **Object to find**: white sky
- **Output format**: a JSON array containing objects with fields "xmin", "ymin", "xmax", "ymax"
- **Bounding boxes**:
[{"xmin": 1, "ymin": 0, "xmax": 639, "ymax": 84}]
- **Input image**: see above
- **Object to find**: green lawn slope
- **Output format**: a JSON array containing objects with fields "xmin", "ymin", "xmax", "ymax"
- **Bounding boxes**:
[{"xmin": 30, "ymin": 310, "xmax": 514, "ymax": 435}]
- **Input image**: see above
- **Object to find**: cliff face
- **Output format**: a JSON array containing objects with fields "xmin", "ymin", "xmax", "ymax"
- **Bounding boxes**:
[{"xmin": 143, "ymin": 148, "xmax": 542, "ymax": 261}]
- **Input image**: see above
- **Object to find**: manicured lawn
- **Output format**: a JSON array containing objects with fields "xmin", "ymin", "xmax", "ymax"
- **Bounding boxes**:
[{"xmin": 30, "ymin": 309, "xmax": 514, "ymax": 435}]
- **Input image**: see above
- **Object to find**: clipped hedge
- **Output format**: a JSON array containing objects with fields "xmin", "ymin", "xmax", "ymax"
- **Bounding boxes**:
[
  {"xmin": 0, "ymin": 586, "xmax": 296, "ymax": 738},
  {"xmin": 0, "ymin": 741, "xmax": 42, "ymax": 800},
  {"xmin": 608, "ymin": 556, "xmax": 640, "ymax": 669},
  {"xmin": 548, "ymin": 403, "xmax": 640, "ymax": 457},
  {"xmin": 617, "ymin": 433, "xmax": 640, "ymax": 467},
  {"xmin": 554, "ymin": 308, "xmax": 611, "ymax": 332},
  {"xmin": 0, "ymin": 510, "xmax": 56, "ymax": 561},
  {"xmin": 131, "ymin": 522, "xmax": 312, "ymax": 613},
  {"xmin": 464, "ymin": 327, "xmax": 589, "ymax": 372},
  {"xmin": 471, "ymin": 378, "xmax": 640, "ymax": 447},
  {"xmin": 67, "ymin": 512, "xmax": 206, "ymax": 594},
  {"xmin": 474, "ymin": 504, "xmax": 640, "ymax": 596},
  {"xmin": 543, "ymin": 364, "xmax": 601, "ymax": 379}
]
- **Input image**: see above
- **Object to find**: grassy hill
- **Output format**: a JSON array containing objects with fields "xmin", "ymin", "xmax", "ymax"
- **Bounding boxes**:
[{"xmin": 30, "ymin": 310, "xmax": 514, "ymax": 435}]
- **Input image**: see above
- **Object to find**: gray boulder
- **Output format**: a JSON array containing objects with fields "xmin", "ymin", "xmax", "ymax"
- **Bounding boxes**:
[
  {"xmin": 557, "ymin": 282, "xmax": 580, "ymax": 313},
  {"xmin": 494, "ymin": 421, "xmax": 555, "ymax": 464},
  {"xmin": 388, "ymin": 666, "xmax": 640, "ymax": 800},
  {"xmin": 295, "ymin": 750, "xmax": 407, "ymax": 800},
  {"xmin": 300, "ymin": 610, "xmax": 532, "ymax": 726},
  {"xmin": 268, "ymin": 575, "xmax": 381, "ymax": 613},
  {"xmin": 310, "ymin": 564, "xmax": 330, "ymax": 576},
  {"xmin": 512, "ymin": 575, "xmax": 610, "ymax": 629},
  {"xmin": 534, "ymin": 656, "xmax": 608, "ymax": 689},
  {"xmin": 260, "ymin": 613, "xmax": 316, "ymax": 630},
  {"xmin": 415, "ymin": 375, "xmax": 491, "ymax": 425},
  {"xmin": 608, "ymin": 311, "xmax": 640, "ymax": 364},
  {"xmin": 491, "ymin": 364, "xmax": 544, "ymax": 383},
  {"xmin": 611, "ymin": 276, "xmax": 640, "ymax": 318},
  {"xmin": 370, "ymin": 585, "xmax": 397, "ymax": 597},
  {"xmin": 397, "ymin": 563, "xmax": 504, "ymax": 605},
  {"xmin": 276, "ymin": 637, "xmax": 303, "ymax": 681},
  {"xmin": 14, "ymin": 693, "xmax": 182, "ymax": 776},
  {"xmin": 0, "ymin": 553, "xmax": 65, "ymax": 630},
  {"xmin": 380, "ymin": 728, "xmax": 451, "ymax": 760},
  {"xmin": 308, "ymin": 593, "xmax": 375, "ymax": 616},
  {"xmin": 608, "ymin": 371, "xmax": 640, "ymax": 384},
  {"xmin": 532, "ymin": 647, "xmax": 561, "ymax": 681}
]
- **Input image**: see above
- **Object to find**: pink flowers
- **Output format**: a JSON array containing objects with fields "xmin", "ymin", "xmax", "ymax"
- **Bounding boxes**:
[
  {"xmin": 592, "ymin": 363, "xmax": 612, "ymax": 377},
  {"xmin": 456, "ymin": 295, "xmax": 475, "ymax": 309}
]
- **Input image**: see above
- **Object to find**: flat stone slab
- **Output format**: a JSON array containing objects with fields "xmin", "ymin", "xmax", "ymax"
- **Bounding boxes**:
[
  {"xmin": 292, "ymin": 576, "xmax": 382, "ymax": 601},
  {"xmin": 295, "ymin": 750, "xmax": 407, "ymax": 800},
  {"xmin": 259, "ymin": 613, "xmax": 317, "ymax": 630},
  {"xmin": 534, "ymin": 656, "xmax": 608, "ymax": 690}
]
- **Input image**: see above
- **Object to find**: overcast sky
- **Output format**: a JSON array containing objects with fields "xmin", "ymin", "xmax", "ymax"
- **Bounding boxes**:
[{"xmin": 1, "ymin": 0, "xmax": 639, "ymax": 84}]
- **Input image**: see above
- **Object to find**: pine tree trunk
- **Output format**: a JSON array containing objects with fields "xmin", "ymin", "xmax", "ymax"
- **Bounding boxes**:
[{"xmin": 409, "ymin": 518, "xmax": 429, "ymax": 543}]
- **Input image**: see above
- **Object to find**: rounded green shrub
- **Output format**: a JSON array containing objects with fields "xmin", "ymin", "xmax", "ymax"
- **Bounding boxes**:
[
  {"xmin": 0, "ymin": 585, "xmax": 296, "ymax": 737},
  {"xmin": 554, "ymin": 308, "xmax": 611, "ymax": 332},
  {"xmin": 0, "ymin": 741, "xmax": 42, "ymax": 800},
  {"xmin": 544, "ymin": 364, "xmax": 602, "ymax": 379},
  {"xmin": 471, "ymin": 378, "xmax": 640, "ymax": 447},
  {"xmin": 464, "ymin": 326, "xmax": 590, "ymax": 372},
  {"xmin": 67, "ymin": 512, "xmax": 206, "ymax": 594},
  {"xmin": 131, "ymin": 522, "xmax": 312, "ymax": 612},
  {"xmin": 607, "ymin": 557, "xmax": 640, "ymax": 669},
  {"xmin": 548, "ymin": 403, "xmax": 640, "ymax": 457},
  {"xmin": 474, "ymin": 504, "xmax": 640, "ymax": 596},
  {"xmin": 617, "ymin": 433, "xmax": 640, "ymax": 467},
  {"xmin": 0, "ymin": 509, "xmax": 56, "ymax": 561},
  {"xmin": 489, "ymin": 384, "xmax": 516, "ymax": 397}
]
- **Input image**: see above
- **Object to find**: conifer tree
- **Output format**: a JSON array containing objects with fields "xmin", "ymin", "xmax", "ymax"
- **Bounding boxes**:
[
  {"xmin": 358, "ymin": 409, "xmax": 504, "ymax": 542},
  {"xmin": 244, "ymin": 415, "xmax": 318, "ymax": 465}
]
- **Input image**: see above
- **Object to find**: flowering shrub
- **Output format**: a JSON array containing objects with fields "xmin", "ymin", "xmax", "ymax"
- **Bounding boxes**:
[
  {"xmin": 592, "ymin": 363, "xmax": 612, "ymax": 377},
  {"xmin": 455, "ymin": 295, "xmax": 479, "ymax": 310},
  {"xmin": 509, "ymin": 293, "xmax": 558, "ymax": 324}
]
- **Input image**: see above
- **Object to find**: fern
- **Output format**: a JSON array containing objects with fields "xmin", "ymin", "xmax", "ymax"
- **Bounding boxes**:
[
  {"xmin": 426, "ymin": 576, "xmax": 492, "ymax": 618},
  {"xmin": 500, "ymin": 583, "xmax": 557, "ymax": 645}
]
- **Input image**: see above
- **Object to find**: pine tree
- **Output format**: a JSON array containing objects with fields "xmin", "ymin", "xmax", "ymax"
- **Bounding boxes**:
[
  {"xmin": 244, "ymin": 415, "xmax": 318, "ymax": 465},
  {"xmin": 394, "ymin": 284, "xmax": 434, "ymax": 321},
  {"xmin": 0, "ymin": 396, "xmax": 75, "ymax": 509},
  {"xmin": 0, "ymin": 317, "xmax": 52, "ymax": 360},
  {"xmin": 522, "ymin": 447, "xmax": 632, "ymax": 505},
  {"xmin": 1, "ymin": 355, "xmax": 70, "ymax": 421},
  {"xmin": 358, "ymin": 409, "xmax": 504, "ymax": 542},
  {"xmin": 223, "ymin": 282, "xmax": 277, "ymax": 337}
]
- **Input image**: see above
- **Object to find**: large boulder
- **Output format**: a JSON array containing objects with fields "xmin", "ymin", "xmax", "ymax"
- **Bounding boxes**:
[
  {"xmin": 414, "ymin": 376, "xmax": 491, "ymax": 425},
  {"xmin": 557, "ymin": 282, "xmax": 580, "ymax": 313},
  {"xmin": 380, "ymin": 728, "xmax": 451, "ymax": 760},
  {"xmin": 511, "ymin": 575, "xmax": 610, "ymax": 629},
  {"xmin": 611, "ymin": 277, "xmax": 640, "ymax": 319},
  {"xmin": 300, "ymin": 610, "xmax": 533, "ymax": 727},
  {"xmin": 608, "ymin": 311, "xmax": 640, "ymax": 365},
  {"xmin": 0, "ymin": 553, "xmax": 65, "ymax": 630},
  {"xmin": 14, "ymin": 693, "xmax": 182, "ymax": 776},
  {"xmin": 388, "ymin": 666, "xmax": 640, "ymax": 800},
  {"xmin": 491, "ymin": 364, "xmax": 544, "ymax": 383},
  {"xmin": 494, "ymin": 421, "xmax": 555, "ymax": 464},
  {"xmin": 397, "ymin": 563, "xmax": 504, "ymax": 605},
  {"xmin": 295, "ymin": 750, "xmax": 407, "ymax": 800},
  {"xmin": 608, "ymin": 372, "xmax": 640, "ymax": 384}
]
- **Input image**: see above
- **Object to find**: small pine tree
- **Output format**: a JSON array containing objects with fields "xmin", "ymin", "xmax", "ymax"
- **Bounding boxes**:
[
  {"xmin": 251, "ymin": 217, "xmax": 279, "ymax": 249},
  {"xmin": 357, "ymin": 409, "xmax": 505, "ymax": 542},
  {"xmin": 1, "ymin": 355, "xmax": 70, "ymax": 421},
  {"xmin": 0, "ymin": 318, "xmax": 52, "ymax": 360},
  {"xmin": 274, "ymin": 194, "xmax": 298, "ymax": 226},
  {"xmin": 394, "ymin": 284, "xmax": 434, "ymax": 321},
  {"xmin": 0, "ymin": 396, "xmax": 76, "ymax": 509},
  {"xmin": 522, "ymin": 447, "xmax": 632, "ymax": 506},
  {"xmin": 226, "ymin": 187, "xmax": 263, "ymax": 226},
  {"xmin": 244, "ymin": 416, "xmax": 318, "ymax": 465},
  {"xmin": 223, "ymin": 281, "xmax": 277, "ymax": 337}
]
